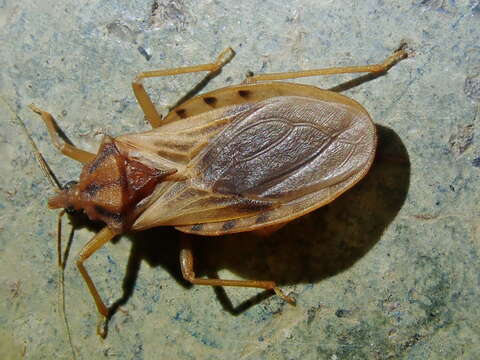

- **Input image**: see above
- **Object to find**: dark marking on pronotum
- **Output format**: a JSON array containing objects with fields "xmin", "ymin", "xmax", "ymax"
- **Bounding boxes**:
[
  {"xmin": 222, "ymin": 220, "xmax": 236, "ymax": 231},
  {"xmin": 203, "ymin": 97, "xmax": 217, "ymax": 107},
  {"xmin": 238, "ymin": 90, "xmax": 251, "ymax": 98},
  {"xmin": 85, "ymin": 183, "xmax": 102, "ymax": 197},
  {"xmin": 191, "ymin": 223, "xmax": 203, "ymax": 231},
  {"xmin": 94, "ymin": 205, "xmax": 123, "ymax": 223},
  {"xmin": 88, "ymin": 140, "xmax": 118, "ymax": 174},
  {"xmin": 176, "ymin": 109, "xmax": 187, "ymax": 118}
]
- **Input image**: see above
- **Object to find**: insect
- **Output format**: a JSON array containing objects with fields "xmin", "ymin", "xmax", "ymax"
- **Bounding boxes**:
[{"xmin": 27, "ymin": 46, "xmax": 407, "ymax": 337}]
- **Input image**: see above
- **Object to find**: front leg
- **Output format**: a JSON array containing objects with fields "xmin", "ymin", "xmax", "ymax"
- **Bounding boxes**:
[
  {"xmin": 76, "ymin": 227, "xmax": 117, "ymax": 338},
  {"xmin": 29, "ymin": 104, "xmax": 95, "ymax": 164}
]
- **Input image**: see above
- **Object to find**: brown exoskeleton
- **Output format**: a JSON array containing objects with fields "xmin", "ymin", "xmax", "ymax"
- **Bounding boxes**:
[{"xmin": 25, "ymin": 47, "xmax": 407, "ymax": 337}]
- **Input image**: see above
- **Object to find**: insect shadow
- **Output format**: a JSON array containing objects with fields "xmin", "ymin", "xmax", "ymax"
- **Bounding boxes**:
[{"xmin": 106, "ymin": 124, "xmax": 410, "ymax": 317}]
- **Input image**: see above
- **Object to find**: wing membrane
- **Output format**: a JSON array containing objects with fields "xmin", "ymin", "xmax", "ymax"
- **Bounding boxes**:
[{"xmin": 196, "ymin": 96, "xmax": 374, "ymax": 200}]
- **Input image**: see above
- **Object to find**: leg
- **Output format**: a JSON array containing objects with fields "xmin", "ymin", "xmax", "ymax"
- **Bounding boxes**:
[
  {"xmin": 76, "ymin": 227, "xmax": 117, "ymax": 338},
  {"xmin": 179, "ymin": 235, "xmax": 295, "ymax": 304},
  {"xmin": 132, "ymin": 47, "xmax": 235, "ymax": 128},
  {"xmin": 29, "ymin": 105, "xmax": 95, "ymax": 164},
  {"xmin": 245, "ymin": 49, "xmax": 408, "ymax": 83}
]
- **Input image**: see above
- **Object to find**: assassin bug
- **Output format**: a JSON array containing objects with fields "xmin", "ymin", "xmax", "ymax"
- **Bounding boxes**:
[{"xmin": 25, "ymin": 46, "xmax": 407, "ymax": 337}]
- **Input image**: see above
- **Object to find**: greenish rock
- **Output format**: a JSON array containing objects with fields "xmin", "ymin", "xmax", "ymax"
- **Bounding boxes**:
[{"xmin": 1, "ymin": 1, "xmax": 479, "ymax": 359}]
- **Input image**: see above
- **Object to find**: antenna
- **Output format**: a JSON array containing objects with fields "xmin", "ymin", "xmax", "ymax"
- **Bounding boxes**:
[
  {"xmin": 0, "ymin": 96, "xmax": 76, "ymax": 359},
  {"xmin": 0, "ymin": 97, "xmax": 61, "ymax": 190}
]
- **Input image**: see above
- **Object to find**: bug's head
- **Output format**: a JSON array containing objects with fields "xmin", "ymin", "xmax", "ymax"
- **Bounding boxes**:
[
  {"xmin": 51, "ymin": 180, "xmax": 81, "ymax": 215},
  {"xmin": 48, "ymin": 136, "xmax": 176, "ymax": 233}
]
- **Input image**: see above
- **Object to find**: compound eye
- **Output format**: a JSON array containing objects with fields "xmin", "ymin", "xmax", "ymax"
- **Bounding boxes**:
[
  {"xmin": 62, "ymin": 180, "xmax": 80, "ymax": 215},
  {"xmin": 63, "ymin": 180, "xmax": 78, "ymax": 190},
  {"xmin": 65, "ymin": 206, "xmax": 78, "ymax": 215}
]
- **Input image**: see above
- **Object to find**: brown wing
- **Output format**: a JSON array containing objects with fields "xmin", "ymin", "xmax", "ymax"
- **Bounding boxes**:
[
  {"xmin": 129, "ymin": 96, "xmax": 375, "ymax": 231},
  {"xmin": 194, "ymin": 96, "xmax": 374, "ymax": 200}
]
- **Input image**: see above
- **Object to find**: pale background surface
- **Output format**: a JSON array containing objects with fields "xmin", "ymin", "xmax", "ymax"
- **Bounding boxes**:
[{"xmin": 1, "ymin": 1, "xmax": 479, "ymax": 359}]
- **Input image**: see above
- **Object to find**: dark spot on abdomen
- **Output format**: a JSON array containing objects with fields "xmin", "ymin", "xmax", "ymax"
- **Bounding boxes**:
[
  {"xmin": 222, "ymin": 220, "xmax": 236, "ymax": 231},
  {"xmin": 176, "ymin": 109, "xmax": 187, "ymax": 118},
  {"xmin": 191, "ymin": 223, "xmax": 203, "ymax": 232},
  {"xmin": 255, "ymin": 214, "xmax": 268, "ymax": 224},
  {"xmin": 238, "ymin": 90, "xmax": 251, "ymax": 98},
  {"xmin": 203, "ymin": 96, "xmax": 218, "ymax": 107}
]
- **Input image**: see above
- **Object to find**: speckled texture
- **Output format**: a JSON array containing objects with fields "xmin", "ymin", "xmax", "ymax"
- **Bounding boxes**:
[{"xmin": 1, "ymin": 1, "xmax": 479, "ymax": 359}]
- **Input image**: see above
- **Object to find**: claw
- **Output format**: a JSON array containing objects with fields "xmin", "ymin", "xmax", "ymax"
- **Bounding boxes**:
[
  {"xmin": 273, "ymin": 287, "xmax": 296, "ymax": 305},
  {"xmin": 97, "ymin": 315, "xmax": 109, "ymax": 339}
]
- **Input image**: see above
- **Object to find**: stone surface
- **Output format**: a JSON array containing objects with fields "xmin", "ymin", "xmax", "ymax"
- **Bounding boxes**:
[{"xmin": 1, "ymin": 1, "xmax": 479, "ymax": 359}]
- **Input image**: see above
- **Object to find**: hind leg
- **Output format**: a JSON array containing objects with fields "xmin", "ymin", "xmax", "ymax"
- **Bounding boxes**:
[{"xmin": 245, "ymin": 49, "xmax": 408, "ymax": 83}]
